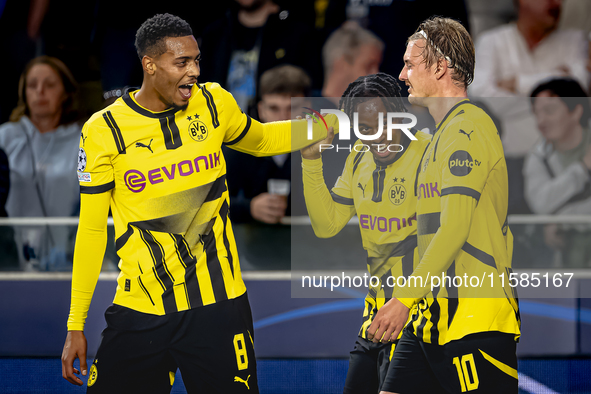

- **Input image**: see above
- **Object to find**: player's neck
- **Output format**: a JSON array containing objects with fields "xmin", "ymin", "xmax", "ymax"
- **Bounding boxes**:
[
  {"xmin": 134, "ymin": 85, "xmax": 170, "ymax": 113},
  {"xmin": 238, "ymin": 1, "xmax": 279, "ymax": 28},
  {"xmin": 427, "ymin": 94, "xmax": 467, "ymax": 126}
]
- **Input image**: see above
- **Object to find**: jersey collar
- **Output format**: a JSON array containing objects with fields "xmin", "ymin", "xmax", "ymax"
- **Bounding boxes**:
[
  {"xmin": 434, "ymin": 98, "xmax": 471, "ymax": 134},
  {"xmin": 122, "ymin": 89, "xmax": 182, "ymax": 119}
]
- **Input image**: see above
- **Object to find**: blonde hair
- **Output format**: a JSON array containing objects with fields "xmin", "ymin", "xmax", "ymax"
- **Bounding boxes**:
[{"xmin": 407, "ymin": 17, "xmax": 474, "ymax": 89}]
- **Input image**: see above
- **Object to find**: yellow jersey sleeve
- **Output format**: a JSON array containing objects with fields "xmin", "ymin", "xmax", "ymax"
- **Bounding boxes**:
[
  {"xmin": 78, "ymin": 121, "xmax": 115, "ymax": 193},
  {"xmin": 302, "ymin": 152, "xmax": 356, "ymax": 238},
  {"xmin": 67, "ymin": 192, "xmax": 111, "ymax": 331},
  {"xmin": 215, "ymin": 84, "xmax": 338, "ymax": 156}
]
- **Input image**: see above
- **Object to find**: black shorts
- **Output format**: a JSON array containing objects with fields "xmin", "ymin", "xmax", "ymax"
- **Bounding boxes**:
[
  {"xmin": 343, "ymin": 336, "xmax": 396, "ymax": 394},
  {"xmin": 382, "ymin": 328, "xmax": 517, "ymax": 394},
  {"xmin": 86, "ymin": 292, "xmax": 258, "ymax": 394}
]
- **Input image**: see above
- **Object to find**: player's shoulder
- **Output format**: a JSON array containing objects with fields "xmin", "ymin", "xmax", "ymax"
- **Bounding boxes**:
[
  {"xmin": 197, "ymin": 82, "xmax": 238, "ymax": 112},
  {"xmin": 84, "ymin": 98, "xmax": 129, "ymax": 129},
  {"xmin": 198, "ymin": 82, "xmax": 226, "ymax": 100},
  {"xmin": 413, "ymin": 129, "xmax": 432, "ymax": 145},
  {"xmin": 447, "ymin": 101, "xmax": 497, "ymax": 135}
]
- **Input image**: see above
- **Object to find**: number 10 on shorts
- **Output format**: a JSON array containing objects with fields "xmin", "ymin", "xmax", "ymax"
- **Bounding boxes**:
[
  {"xmin": 453, "ymin": 353, "xmax": 479, "ymax": 392},
  {"xmin": 233, "ymin": 333, "xmax": 249, "ymax": 370}
]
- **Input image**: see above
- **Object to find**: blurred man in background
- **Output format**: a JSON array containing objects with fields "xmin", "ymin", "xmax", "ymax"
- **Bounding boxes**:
[
  {"xmin": 321, "ymin": 22, "xmax": 384, "ymax": 100},
  {"xmin": 470, "ymin": 0, "xmax": 590, "ymax": 214},
  {"xmin": 225, "ymin": 64, "xmax": 311, "ymax": 224},
  {"xmin": 524, "ymin": 77, "xmax": 591, "ymax": 267}
]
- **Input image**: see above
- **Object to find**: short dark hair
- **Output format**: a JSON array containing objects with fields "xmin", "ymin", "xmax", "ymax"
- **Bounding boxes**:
[
  {"xmin": 408, "ymin": 16, "xmax": 474, "ymax": 89},
  {"xmin": 339, "ymin": 72, "xmax": 406, "ymax": 122},
  {"xmin": 259, "ymin": 65, "xmax": 311, "ymax": 98},
  {"xmin": 135, "ymin": 13, "xmax": 193, "ymax": 59},
  {"xmin": 530, "ymin": 77, "xmax": 591, "ymax": 127}
]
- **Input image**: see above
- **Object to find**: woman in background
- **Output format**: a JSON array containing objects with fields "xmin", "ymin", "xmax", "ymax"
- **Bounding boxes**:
[{"xmin": 0, "ymin": 56, "xmax": 82, "ymax": 271}]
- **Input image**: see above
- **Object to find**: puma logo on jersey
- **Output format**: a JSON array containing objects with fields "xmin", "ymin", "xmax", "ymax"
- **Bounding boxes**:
[
  {"xmin": 459, "ymin": 129, "xmax": 474, "ymax": 140},
  {"xmin": 136, "ymin": 139, "xmax": 153, "ymax": 153},
  {"xmin": 357, "ymin": 183, "xmax": 366, "ymax": 198},
  {"xmin": 234, "ymin": 375, "xmax": 250, "ymax": 389}
]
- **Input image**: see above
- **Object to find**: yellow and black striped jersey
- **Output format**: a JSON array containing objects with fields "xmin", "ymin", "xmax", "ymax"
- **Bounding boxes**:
[
  {"xmin": 303, "ymin": 130, "xmax": 431, "ymax": 339},
  {"xmin": 398, "ymin": 99, "xmax": 520, "ymax": 345},
  {"xmin": 78, "ymin": 83, "xmax": 257, "ymax": 315},
  {"xmin": 68, "ymin": 82, "xmax": 337, "ymax": 330}
]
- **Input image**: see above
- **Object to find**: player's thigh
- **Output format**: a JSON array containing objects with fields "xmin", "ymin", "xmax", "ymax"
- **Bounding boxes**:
[
  {"xmin": 381, "ymin": 328, "xmax": 444, "ymax": 394},
  {"xmin": 172, "ymin": 293, "xmax": 258, "ymax": 394},
  {"xmin": 86, "ymin": 308, "xmax": 177, "ymax": 394},
  {"xmin": 439, "ymin": 332, "xmax": 517, "ymax": 394},
  {"xmin": 344, "ymin": 337, "xmax": 386, "ymax": 394}
]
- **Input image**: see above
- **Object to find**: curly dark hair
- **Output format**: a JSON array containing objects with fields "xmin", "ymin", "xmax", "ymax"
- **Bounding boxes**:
[
  {"xmin": 339, "ymin": 72, "xmax": 406, "ymax": 120},
  {"xmin": 135, "ymin": 13, "xmax": 193, "ymax": 59}
]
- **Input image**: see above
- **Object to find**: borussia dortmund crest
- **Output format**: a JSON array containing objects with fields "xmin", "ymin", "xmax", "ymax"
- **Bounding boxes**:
[
  {"xmin": 388, "ymin": 182, "xmax": 407, "ymax": 205},
  {"xmin": 188, "ymin": 120, "xmax": 208, "ymax": 142},
  {"xmin": 87, "ymin": 363, "xmax": 98, "ymax": 387}
]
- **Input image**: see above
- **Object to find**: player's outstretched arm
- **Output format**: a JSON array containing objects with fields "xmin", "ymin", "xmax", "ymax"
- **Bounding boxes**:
[
  {"xmin": 228, "ymin": 115, "xmax": 339, "ymax": 157},
  {"xmin": 302, "ymin": 127, "xmax": 356, "ymax": 238},
  {"xmin": 62, "ymin": 191, "xmax": 110, "ymax": 385},
  {"xmin": 219, "ymin": 87, "xmax": 338, "ymax": 156}
]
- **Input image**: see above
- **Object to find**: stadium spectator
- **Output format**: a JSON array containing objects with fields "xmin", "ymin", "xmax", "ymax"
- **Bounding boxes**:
[
  {"xmin": 199, "ymin": 0, "xmax": 317, "ymax": 116},
  {"xmin": 301, "ymin": 72, "xmax": 431, "ymax": 393},
  {"xmin": 225, "ymin": 65, "xmax": 311, "ymax": 224},
  {"xmin": 524, "ymin": 78, "xmax": 591, "ymax": 267},
  {"xmin": 0, "ymin": 0, "xmax": 46, "ymax": 123},
  {"xmin": 321, "ymin": 21, "xmax": 384, "ymax": 100},
  {"xmin": 0, "ymin": 56, "xmax": 82, "ymax": 271},
  {"xmin": 470, "ymin": 0, "xmax": 590, "ymax": 213}
]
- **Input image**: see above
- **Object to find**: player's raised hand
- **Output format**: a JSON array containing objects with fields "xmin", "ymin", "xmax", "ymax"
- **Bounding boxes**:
[
  {"xmin": 300, "ymin": 126, "xmax": 335, "ymax": 160},
  {"xmin": 367, "ymin": 298, "xmax": 409, "ymax": 343},
  {"xmin": 62, "ymin": 331, "xmax": 88, "ymax": 386}
]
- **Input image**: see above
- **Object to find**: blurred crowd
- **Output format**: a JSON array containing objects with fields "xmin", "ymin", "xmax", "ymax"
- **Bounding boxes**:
[{"xmin": 0, "ymin": 0, "xmax": 590, "ymax": 271}]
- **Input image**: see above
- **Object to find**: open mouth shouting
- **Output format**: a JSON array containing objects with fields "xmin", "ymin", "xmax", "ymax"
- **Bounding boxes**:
[{"xmin": 179, "ymin": 83, "xmax": 195, "ymax": 100}]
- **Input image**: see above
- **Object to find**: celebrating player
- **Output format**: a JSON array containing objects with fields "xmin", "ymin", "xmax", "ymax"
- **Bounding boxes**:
[
  {"xmin": 368, "ymin": 17, "xmax": 521, "ymax": 393},
  {"xmin": 60, "ymin": 13, "xmax": 334, "ymax": 393},
  {"xmin": 301, "ymin": 72, "xmax": 431, "ymax": 393}
]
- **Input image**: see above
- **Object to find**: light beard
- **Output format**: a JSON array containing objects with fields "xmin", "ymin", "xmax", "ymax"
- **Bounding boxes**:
[{"xmin": 172, "ymin": 103, "xmax": 189, "ymax": 112}]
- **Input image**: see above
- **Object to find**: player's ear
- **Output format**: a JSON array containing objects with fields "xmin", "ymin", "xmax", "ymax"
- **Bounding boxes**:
[
  {"xmin": 142, "ymin": 55, "xmax": 157, "ymax": 75},
  {"xmin": 435, "ymin": 57, "xmax": 447, "ymax": 81}
]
